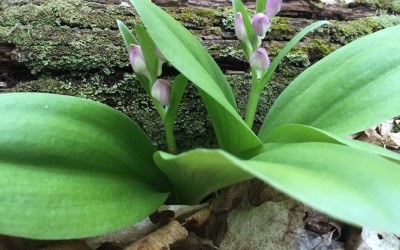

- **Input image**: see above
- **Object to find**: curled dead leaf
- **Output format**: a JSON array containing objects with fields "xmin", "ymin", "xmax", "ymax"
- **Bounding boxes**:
[
  {"xmin": 125, "ymin": 220, "xmax": 188, "ymax": 250},
  {"xmin": 182, "ymin": 209, "xmax": 211, "ymax": 228}
]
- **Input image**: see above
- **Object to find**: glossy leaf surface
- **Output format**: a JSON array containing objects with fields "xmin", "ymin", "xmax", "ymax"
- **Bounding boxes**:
[
  {"xmin": 247, "ymin": 142, "xmax": 400, "ymax": 232},
  {"xmin": 117, "ymin": 20, "xmax": 138, "ymax": 52},
  {"xmin": 165, "ymin": 74, "xmax": 188, "ymax": 128},
  {"xmin": 256, "ymin": 124, "xmax": 400, "ymax": 163},
  {"xmin": 129, "ymin": 0, "xmax": 262, "ymax": 154},
  {"xmin": 0, "ymin": 93, "xmax": 170, "ymax": 239},
  {"xmin": 155, "ymin": 143, "xmax": 400, "ymax": 232},
  {"xmin": 135, "ymin": 25, "xmax": 158, "ymax": 82},
  {"xmin": 259, "ymin": 25, "xmax": 400, "ymax": 139},
  {"xmin": 154, "ymin": 149, "xmax": 252, "ymax": 204}
]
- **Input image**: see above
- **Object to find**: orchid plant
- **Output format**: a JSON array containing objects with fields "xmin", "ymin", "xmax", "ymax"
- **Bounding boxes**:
[{"xmin": 1, "ymin": 0, "xmax": 400, "ymax": 240}]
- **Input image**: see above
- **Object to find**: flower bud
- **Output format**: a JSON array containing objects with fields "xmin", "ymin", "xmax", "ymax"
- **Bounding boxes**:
[
  {"xmin": 151, "ymin": 79, "xmax": 171, "ymax": 106},
  {"xmin": 266, "ymin": 0, "xmax": 282, "ymax": 18},
  {"xmin": 251, "ymin": 13, "xmax": 271, "ymax": 37},
  {"xmin": 235, "ymin": 12, "xmax": 248, "ymax": 41},
  {"xmin": 129, "ymin": 44, "xmax": 149, "ymax": 76},
  {"xmin": 250, "ymin": 48, "xmax": 270, "ymax": 71}
]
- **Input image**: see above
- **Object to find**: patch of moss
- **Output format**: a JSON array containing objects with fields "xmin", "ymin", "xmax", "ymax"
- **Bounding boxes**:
[
  {"xmin": 354, "ymin": 0, "xmax": 400, "ymax": 13},
  {"xmin": 393, "ymin": 0, "xmax": 400, "ymax": 12},
  {"xmin": 270, "ymin": 17, "xmax": 297, "ymax": 38},
  {"xmin": 0, "ymin": 0, "xmax": 138, "ymax": 29},
  {"xmin": 328, "ymin": 15, "xmax": 400, "ymax": 44},
  {"xmin": 167, "ymin": 7, "xmax": 218, "ymax": 31},
  {"xmin": 218, "ymin": 8, "xmax": 235, "ymax": 30}
]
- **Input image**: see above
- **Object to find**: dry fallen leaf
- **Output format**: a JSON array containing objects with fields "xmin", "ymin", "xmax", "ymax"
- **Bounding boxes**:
[
  {"xmin": 356, "ymin": 228, "xmax": 400, "ymax": 250},
  {"xmin": 182, "ymin": 209, "xmax": 211, "ymax": 228},
  {"xmin": 86, "ymin": 204, "xmax": 208, "ymax": 249},
  {"xmin": 359, "ymin": 119, "xmax": 400, "ymax": 149},
  {"xmin": 125, "ymin": 220, "xmax": 188, "ymax": 250}
]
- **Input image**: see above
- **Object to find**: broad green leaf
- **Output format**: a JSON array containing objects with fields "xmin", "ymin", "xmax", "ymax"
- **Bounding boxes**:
[
  {"xmin": 259, "ymin": 20, "xmax": 329, "ymax": 89},
  {"xmin": 246, "ymin": 142, "xmax": 400, "ymax": 233},
  {"xmin": 259, "ymin": 25, "xmax": 400, "ymax": 139},
  {"xmin": 135, "ymin": 24, "xmax": 158, "ymax": 82},
  {"xmin": 129, "ymin": 0, "xmax": 262, "ymax": 154},
  {"xmin": 256, "ymin": 0, "xmax": 267, "ymax": 13},
  {"xmin": 155, "ymin": 142, "xmax": 400, "ymax": 232},
  {"xmin": 261, "ymin": 124, "xmax": 400, "ymax": 163},
  {"xmin": 154, "ymin": 149, "xmax": 252, "ymax": 204},
  {"xmin": 0, "ymin": 93, "xmax": 171, "ymax": 239},
  {"xmin": 117, "ymin": 20, "xmax": 137, "ymax": 53}
]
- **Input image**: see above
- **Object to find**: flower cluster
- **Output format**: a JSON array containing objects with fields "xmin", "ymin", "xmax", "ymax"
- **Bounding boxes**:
[
  {"xmin": 129, "ymin": 44, "xmax": 171, "ymax": 106},
  {"xmin": 235, "ymin": 0, "xmax": 282, "ymax": 74}
]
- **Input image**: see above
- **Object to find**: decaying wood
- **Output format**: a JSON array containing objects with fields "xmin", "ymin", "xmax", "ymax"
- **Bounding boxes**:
[{"xmin": 0, "ymin": 0, "xmax": 376, "ymax": 85}]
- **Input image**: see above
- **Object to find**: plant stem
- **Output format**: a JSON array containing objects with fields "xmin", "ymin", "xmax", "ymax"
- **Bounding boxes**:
[
  {"xmin": 244, "ymin": 69, "xmax": 262, "ymax": 129},
  {"xmin": 164, "ymin": 123, "xmax": 177, "ymax": 154},
  {"xmin": 153, "ymin": 99, "xmax": 178, "ymax": 153},
  {"xmin": 153, "ymin": 99, "xmax": 166, "ymax": 123}
]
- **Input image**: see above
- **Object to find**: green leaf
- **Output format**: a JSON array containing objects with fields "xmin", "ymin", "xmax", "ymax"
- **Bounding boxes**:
[
  {"xmin": 129, "ymin": 0, "xmax": 262, "ymax": 154},
  {"xmin": 155, "ymin": 142, "xmax": 400, "ymax": 232},
  {"xmin": 129, "ymin": 0, "xmax": 236, "ymax": 109},
  {"xmin": 246, "ymin": 142, "xmax": 400, "ymax": 233},
  {"xmin": 0, "ymin": 93, "xmax": 171, "ymax": 239},
  {"xmin": 135, "ymin": 24, "xmax": 158, "ymax": 82},
  {"xmin": 232, "ymin": 0, "xmax": 259, "ymax": 52},
  {"xmin": 259, "ymin": 20, "xmax": 329, "ymax": 89},
  {"xmin": 165, "ymin": 74, "xmax": 188, "ymax": 128},
  {"xmin": 261, "ymin": 124, "xmax": 400, "ymax": 163},
  {"xmin": 117, "ymin": 20, "xmax": 137, "ymax": 53},
  {"xmin": 256, "ymin": 0, "xmax": 267, "ymax": 13},
  {"xmin": 259, "ymin": 25, "xmax": 400, "ymax": 139},
  {"xmin": 154, "ymin": 149, "xmax": 252, "ymax": 204}
]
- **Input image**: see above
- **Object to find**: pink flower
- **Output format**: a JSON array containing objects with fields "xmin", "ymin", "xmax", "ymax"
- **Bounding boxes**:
[
  {"xmin": 235, "ymin": 12, "xmax": 248, "ymax": 41},
  {"xmin": 266, "ymin": 0, "xmax": 282, "ymax": 18},
  {"xmin": 251, "ymin": 13, "xmax": 271, "ymax": 37},
  {"xmin": 250, "ymin": 48, "xmax": 270, "ymax": 71},
  {"xmin": 129, "ymin": 44, "xmax": 149, "ymax": 75},
  {"xmin": 151, "ymin": 79, "xmax": 171, "ymax": 106}
]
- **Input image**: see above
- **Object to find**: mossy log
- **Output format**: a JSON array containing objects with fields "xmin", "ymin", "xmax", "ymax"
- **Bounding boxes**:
[{"xmin": 0, "ymin": 0, "xmax": 399, "ymax": 151}]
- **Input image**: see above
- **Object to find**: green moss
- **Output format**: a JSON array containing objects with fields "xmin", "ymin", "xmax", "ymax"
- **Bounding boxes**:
[
  {"xmin": 167, "ymin": 7, "xmax": 218, "ymax": 31},
  {"xmin": 270, "ymin": 17, "xmax": 297, "ymax": 37},
  {"xmin": 354, "ymin": 0, "xmax": 400, "ymax": 13},
  {"xmin": 0, "ymin": 0, "xmax": 142, "ymax": 74},
  {"xmin": 329, "ymin": 15, "xmax": 400, "ymax": 44},
  {"xmin": 0, "ymin": 0, "xmax": 137, "ymax": 29},
  {"xmin": 218, "ymin": 8, "xmax": 235, "ymax": 30},
  {"xmin": 306, "ymin": 38, "xmax": 340, "ymax": 57},
  {"xmin": 393, "ymin": 0, "xmax": 400, "ymax": 12}
]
